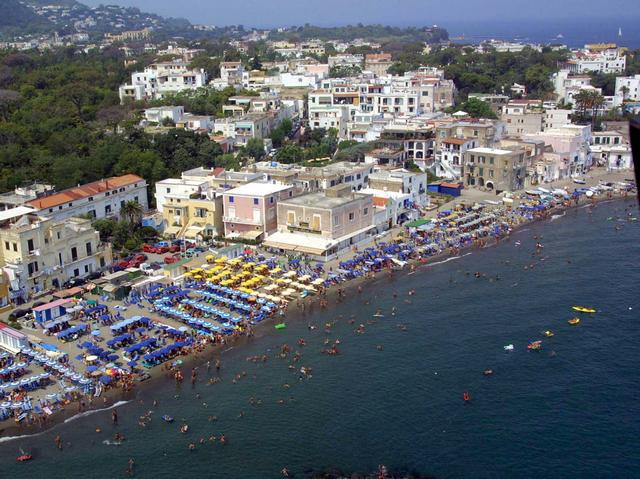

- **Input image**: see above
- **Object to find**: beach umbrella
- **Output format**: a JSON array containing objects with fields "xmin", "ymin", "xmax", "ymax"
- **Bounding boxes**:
[
  {"xmin": 128, "ymin": 361, "xmax": 138, "ymax": 367},
  {"xmin": 91, "ymin": 330, "xmax": 101, "ymax": 336},
  {"xmin": 86, "ymin": 365, "xmax": 98, "ymax": 373}
]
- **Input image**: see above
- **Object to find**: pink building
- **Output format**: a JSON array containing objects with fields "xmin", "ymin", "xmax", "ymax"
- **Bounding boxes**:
[{"xmin": 222, "ymin": 182, "xmax": 295, "ymax": 240}]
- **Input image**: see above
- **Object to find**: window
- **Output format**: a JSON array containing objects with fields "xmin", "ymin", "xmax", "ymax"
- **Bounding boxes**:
[
  {"xmin": 86, "ymin": 242, "xmax": 93, "ymax": 256},
  {"xmin": 27, "ymin": 239, "xmax": 34, "ymax": 252},
  {"xmin": 49, "ymin": 208, "xmax": 53, "ymax": 213},
  {"xmin": 229, "ymin": 196, "xmax": 234, "ymax": 203},
  {"xmin": 68, "ymin": 202, "xmax": 73, "ymax": 207},
  {"xmin": 84, "ymin": 265, "xmax": 90, "ymax": 273},
  {"xmin": 333, "ymin": 215, "xmax": 340, "ymax": 226},
  {"xmin": 71, "ymin": 247, "xmax": 78, "ymax": 262},
  {"xmin": 489, "ymin": 170, "xmax": 494, "ymax": 178},
  {"xmin": 228, "ymin": 206, "xmax": 235, "ymax": 218},
  {"xmin": 166, "ymin": 188, "xmax": 171, "ymax": 193},
  {"xmin": 12, "ymin": 243, "xmax": 17, "ymax": 252},
  {"xmin": 289, "ymin": 191, "xmax": 293, "ymax": 197},
  {"xmin": 3, "ymin": 241, "xmax": 8, "ymax": 250},
  {"xmin": 105, "ymin": 205, "xmax": 112, "ymax": 215},
  {"xmin": 287, "ymin": 211, "xmax": 296, "ymax": 224},
  {"xmin": 363, "ymin": 207, "xmax": 369, "ymax": 215},
  {"xmin": 253, "ymin": 198, "xmax": 259, "ymax": 205},
  {"xmin": 73, "ymin": 268, "xmax": 79, "ymax": 277},
  {"xmin": 349, "ymin": 212, "xmax": 355, "ymax": 221},
  {"xmin": 88, "ymin": 197, "xmax": 93, "ymax": 202},
  {"xmin": 489, "ymin": 157, "xmax": 494, "ymax": 165},
  {"xmin": 58, "ymin": 252, "xmax": 63, "ymax": 266},
  {"xmin": 57, "ymin": 231, "xmax": 61, "ymax": 240},
  {"xmin": 120, "ymin": 200, "xmax": 125, "ymax": 208},
  {"xmin": 270, "ymin": 197, "xmax": 274, "ymax": 204}
]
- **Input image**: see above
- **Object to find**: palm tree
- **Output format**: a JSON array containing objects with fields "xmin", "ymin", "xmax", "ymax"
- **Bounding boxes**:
[
  {"xmin": 620, "ymin": 85, "xmax": 630, "ymax": 101},
  {"xmin": 589, "ymin": 91, "xmax": 606, "ymax": 129},
  {"xmin": 120, "ymin": 200, "xmax": 144, "ymax": 227}
]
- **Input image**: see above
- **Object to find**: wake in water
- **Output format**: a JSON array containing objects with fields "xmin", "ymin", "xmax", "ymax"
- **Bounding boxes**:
[
  {"xmin": 64, "ymin": 400, "xmax": 131, "ymax": 424},
  {"xmin": 426, "ymin": 252, "xmax": 472, "ymax": 267},
  {"xmin": 550, "ymin": 212, "xmax": 566, "ymax": 222},
  {"xmin": 0, "ymin": 400, "xmax": 131, "ymax": 443}
]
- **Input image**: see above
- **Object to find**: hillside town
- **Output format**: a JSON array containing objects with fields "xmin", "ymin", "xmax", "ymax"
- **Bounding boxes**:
[{"xmin": 0, "ymin": 6, "xmax": 637, "ymax": 436}]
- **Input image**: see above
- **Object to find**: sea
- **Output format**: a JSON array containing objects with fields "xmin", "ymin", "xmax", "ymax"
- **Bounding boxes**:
[
  {"xmin": 0, "ymin": 198, "xmax": 639, "ymax": 478},
  {"xmin": 448, "ymin": 18, "xmax": 640, "ymax": 49}
]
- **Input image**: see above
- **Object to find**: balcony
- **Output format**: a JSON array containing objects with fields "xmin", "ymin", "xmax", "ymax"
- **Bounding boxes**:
[{"xmin": 223, "ymin": 216, "xmax": 263, "ymax": 226}]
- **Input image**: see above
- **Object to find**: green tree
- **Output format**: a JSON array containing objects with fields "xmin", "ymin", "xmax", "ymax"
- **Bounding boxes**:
[
  {"xmin": 120, "ymin": 200, "xmax": 144, "ymax": 228},
  {"xmin": 245, "ymin": 138, "xmax": 265, "ymax": 160},
  {"xmin": 456, "ymin": 98, "xmax": 497, "ymax": 119},
  {"xmin": 275, "ymin": 144, "xmax": 304, "ymax": 164}
]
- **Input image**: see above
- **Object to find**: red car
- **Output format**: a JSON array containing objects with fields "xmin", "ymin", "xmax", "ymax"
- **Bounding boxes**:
[
  {"xmin": 169, "ymin": 245, "xmax": 180, "ymax": 253},
  {"xmin": 164, "ymin": 256, "xmax": 177, "ymax": 264},
  {"xmin": 142, "ymin": 244, "xmax": 157, "ymax": 253}
]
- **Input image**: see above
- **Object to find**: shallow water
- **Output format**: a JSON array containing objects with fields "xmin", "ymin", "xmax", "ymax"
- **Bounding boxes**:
[{"xmin": 1, "ymin": 199, "xmax": 639, "ymax": 478}]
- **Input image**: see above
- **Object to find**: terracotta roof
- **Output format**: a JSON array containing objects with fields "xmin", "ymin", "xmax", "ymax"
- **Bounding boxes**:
[
  {"xmin": 27, "ymin": 174, "xmax": 144, "ymax": 210},
  {"xmin": 442, "ymin": 137, "xmax": 467, "ymax": 145}
]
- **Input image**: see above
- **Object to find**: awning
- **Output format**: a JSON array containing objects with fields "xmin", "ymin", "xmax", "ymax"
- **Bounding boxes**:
[
  {"xmin": 53, "ymin": 286, "xmax": 83, "ymax": 299},
  {"xmin": 164, "ymin": 225, "xmax": 182, "ymax": 236},
  {"xmin": 184, "ymin": 225, "xmax": 206, "ymax": 239},
  {"xmin": 237, "ymin": 230, "xmax": 263, "ymax": 240}
]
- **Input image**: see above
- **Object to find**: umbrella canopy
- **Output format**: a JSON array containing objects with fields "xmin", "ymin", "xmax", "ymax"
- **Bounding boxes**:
[{"xmin": 86, "ymin": 365, "xmax": 98, "ymax": 373}]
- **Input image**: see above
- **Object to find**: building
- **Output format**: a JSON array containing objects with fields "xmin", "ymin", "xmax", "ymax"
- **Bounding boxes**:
[
  {"xmin": 501, "ymin": 100, "xmax": 544, "ymax": 137},
  {"xmin": 0, "ymin": 323, "xmax": 28, "ymax": 354},
  {"xmin": 0, "ymin": 210, "xmax": 112, "ymax": 301},
  {"xmin": 0, "ymin": 183, "xmax": 54, "ymax": 212},
  {"xmin": 160, "ymin": 191, "xmax": 224, "ymax": 240},
  {"xmin": 615, "ymin": 74, "xmax": 640, "ymax": 101},
  {"xmin": 143, "ymin": 106, "xmax": 185, "ymax": 124},
  {"xmin": 364, "ymin": 53, "xmax": 394, "ymax": 76},
  {"xmin": 524, "ymin": 126, "xmax": 593, "ymax": 176},
  {"xmin": 590, "ymin": 131, "xmax": 632, "ymax": 170},
  {"xmin": 562, "ymin": 44, "xmax": 626, "ymax": 74},
  {"xmin": 27, "ymin": 175, "xmax": 148, "ymax": 222},
  {"xmin": 552, "ymin": 70, "xmax": 594, "ymax": 103},
  {"xmin": 463, "ymin": 147, "xmax": 526, "ymax": 192},
  {"xmin": 366, "ymin": 169, "xmax": 428, "ymax": 206},
  {"xmin": 263, "ymin": 184, "xmax": 374, "ymax": 260},
  {"xmin": 222, "ymin": 182, "xmax": 296, "ymax": 240},
  {"xmin": 437, "ymin": 137, "xmax": 479, "ymax": 179},
  {"xmin": 543, "ymin": 108, "xmax": 572, "ymax": 130},
  {"xmin": 119, "ymin": 61, "xmax": 207, "ymax": 102}
]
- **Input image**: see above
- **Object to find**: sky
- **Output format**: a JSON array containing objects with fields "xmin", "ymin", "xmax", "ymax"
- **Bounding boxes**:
[{"xmin": 81, "ymin": 0, "xmax": 640, "ymax": 28}]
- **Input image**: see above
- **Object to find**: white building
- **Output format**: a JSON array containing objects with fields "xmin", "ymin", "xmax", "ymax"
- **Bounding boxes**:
[
  {"xmin": 437, "ymin": 137, "xmax": 479, "ymax": 179},
  {"xmin": 26, "ymin": 175, "xmax": 148, "ymax": 222},
  {"xmin": 119, "ymin": 61, "xmax": 207, "ymax": 102},
  {"xmin": 154, "ymin": 178, "xmax": 212, "ymax": 213},
  {"xmin": 615, "ymin": 74, "xmax": 640, "ymax": 101},
  {"xmin": 563, "ymin": 44, "xmax": 626, "ymax": 74},
  {"xmin": 543, "ymin": 108, "xmax": 572, "ymax": 130},
  {"xmin": 143, "ymin": 106, "xmax": 185, "ymax": 124}
]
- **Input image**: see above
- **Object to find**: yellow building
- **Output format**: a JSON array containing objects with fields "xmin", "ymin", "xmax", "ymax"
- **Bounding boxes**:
[
  {"xmin": 0, "ymin": 208, "xmax": 112, "ymax": 301},
  {"xmin": 162, "ymin": 194, "xmax": 224, "ymax": 240}
]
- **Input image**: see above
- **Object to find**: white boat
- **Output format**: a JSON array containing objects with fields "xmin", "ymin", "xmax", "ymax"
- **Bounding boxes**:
[
  {"xmin": 573, "ymin": 178, "xmax": 586, "ymax": 185},
  {"xmin": 504, "ymin": 344, "xmax": 514, "ymax": 351},
  {"xmin": 537, "ymin": 187, "xmax": 551, "ymax": 194},
  {"xmin": 552, "ymin": 189, "xmax": 569, "ymax": 197}
]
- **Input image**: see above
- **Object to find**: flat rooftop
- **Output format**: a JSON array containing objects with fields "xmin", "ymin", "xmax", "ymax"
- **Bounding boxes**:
[
  {"xmin": 280, "ymin": 191, "xmax": 370, "ymax": 209},
  {"xmin": 468, "ymin": 147, "xmax": 514, "ymax": 155},
  {"xmin": 224, "ymin": 182, "xmax": 291, "ymax": 197}
]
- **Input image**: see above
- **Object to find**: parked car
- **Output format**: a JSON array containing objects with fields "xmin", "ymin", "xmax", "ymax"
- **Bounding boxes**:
[
  {"xmin": 164, "ymin": 256, "xmax": 177, "ymax": 264},
  {"xmin": 9, "ymin": 308, "xmax": 28, "ymax": 319},
  {"xmin": 87, "ymin": 271, "xmax": 102, "ymax": 280}
]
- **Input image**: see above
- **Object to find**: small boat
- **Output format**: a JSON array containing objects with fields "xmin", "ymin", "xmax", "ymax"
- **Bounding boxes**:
[
  {"xmin": 527, "ymin": 340, "xmax": 543, "ymax": 350},
  {"xmin": 543, "ymin": 330, "xmax": 554, "ymax": 337},
  {"xmin": 483, "ymin": 369, "xmax": 494, "ymax": 376},
  {"xmin": 162, "ymin": 415, "xmax": 174, "ymax": 423},
  {"xmin": 463, "ymin": 391, "xmax": 471, "ymax": 402},
  {"xmin": 568, "ymin": 318, "xmax": 580, "ymax": 325},
  {"xmin": 274, "ymin": 323, "xmax": 286, "ymax": 330},
  {"xmin": 572, "ymin": 306, "xmax": 595, "ymax": 313},
  {"xmin": 573, "ymin": 178, "xmax": 586, "ymax": 185},
  {"xmin": 17, "ymin": 449, "xmax": 32, "ymax": 462},
  {"xmin": 503, "ymin": 344, "xmax": 514, "ymax": 351}
]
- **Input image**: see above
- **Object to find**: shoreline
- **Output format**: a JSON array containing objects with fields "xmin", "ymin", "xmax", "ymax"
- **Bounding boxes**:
[{"xmin": 0, "ymin": 186, "xmax": 635, "ymax": 440}]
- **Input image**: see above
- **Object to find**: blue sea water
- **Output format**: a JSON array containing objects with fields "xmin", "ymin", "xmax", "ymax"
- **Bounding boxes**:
[
  {"xmin": 449, "ymin": 17, "xmax": 640, "ymax": 48},
  {"xmin": 0, "ymin": 199, "xmax": 639, "ymax": 478}
]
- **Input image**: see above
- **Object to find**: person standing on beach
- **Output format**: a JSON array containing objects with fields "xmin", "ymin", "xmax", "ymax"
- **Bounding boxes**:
[
  {"xmin": 54, "ymin": 434, "xmax": 63, "ymax": 450},
  {"xmin": 112, "ymin": 409, "xmax": 118, "ymax": 425}
]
